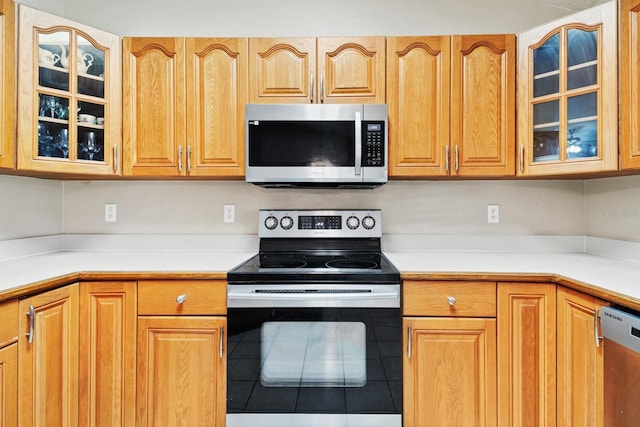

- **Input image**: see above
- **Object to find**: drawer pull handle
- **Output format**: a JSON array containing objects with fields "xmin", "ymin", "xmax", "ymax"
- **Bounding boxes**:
[
  {"xmin": 447, "ymin": 296, "xmax": 457, "ymax": 306},
  {"xmin": 176, "ymin": 294, "xmax": 187, "ymax": 304}
]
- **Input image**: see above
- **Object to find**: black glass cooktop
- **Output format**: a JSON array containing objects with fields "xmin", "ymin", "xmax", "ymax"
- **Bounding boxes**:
[{"xmin": 227, "ymin": 238, "xmax": 400, "ymax": 285}]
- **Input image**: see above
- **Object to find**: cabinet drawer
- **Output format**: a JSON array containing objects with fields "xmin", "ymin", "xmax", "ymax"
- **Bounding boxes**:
[
  {"xmin": 138, "ymin": 280, "xmax": 226, "ymax": 315},
  {"xmin": 0, "ymin": 299, "xmax": 18, "ymax": 346},
  {"xmin": 403, "ymin": 281, "xmax": 496, "ymax": 317}
]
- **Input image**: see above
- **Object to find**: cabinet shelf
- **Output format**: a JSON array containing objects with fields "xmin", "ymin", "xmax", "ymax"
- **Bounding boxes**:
[{"xmin": 38, "ymin": 116, "xmax": 68, "ymax": 125}]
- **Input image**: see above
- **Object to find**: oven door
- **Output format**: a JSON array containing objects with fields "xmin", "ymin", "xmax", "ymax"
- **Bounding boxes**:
[{"xmin": 226, "ymin": 284, "xmax": 401, "ymax": 427}]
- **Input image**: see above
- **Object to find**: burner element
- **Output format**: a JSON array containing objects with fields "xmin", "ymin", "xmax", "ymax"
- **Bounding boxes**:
[{"xmin": 325, "ymin": 259, "xmax": 379, "ymax": 269}]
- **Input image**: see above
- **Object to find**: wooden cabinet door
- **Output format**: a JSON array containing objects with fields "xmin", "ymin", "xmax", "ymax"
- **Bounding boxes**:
[
  {"xmin": 317, "ymin": 36, "xmax": 385, "ymax": 104},
  {"xmin": 620, "ymin": 0, "xmax": 640, "ymax": 170},
  {"xmin": 137, "ymin": 316, "xmax": 226, "ymax": 427},
  {"xmin": 0, "ymin": 343, "xmax": 17, "ymax": 426},
  {"xmin": 387, "ymin": 36, "xmax": 450, "ymax": 177},
  {"xmin": 249, "ymin": 37, "xmax": 315, "ymax": 103},
  {"xmin": 18, "ymin": 284, "xmax": 79, "ymax": 427},
  {"xmin": 497, "ymin": 283, "xmax": 556, "ymax": 427},
  {"xmin": 516, "ymin": 3, "xmax": 617, "ymax": 176},
  {"xmin": 0, "ymin": 0, "xmax": 15, "ymax": 170},
  {"xmin": 123, "ymin": 37, "xmax": 186, "ymax": 176},
  {"xmin": 403, "ymin": 317, "xmax": 497, "ymax": 427},
  {"xmin": 79, "ymin": 282, "xmax": 137, "ymax": 427},
  {"xmin": 451, "ymin": 34, "xmax": 515, "ymax": 177},
  {"xmin": 17, "ymin": 5, "xmax": 122, "ymax": 176},
  {"xmin": 186, "ymin": 38, "xmax": 247, "ymax": 177},
  {"xmin": 557, "ymin": 286, "xmax": 608, "ymax": 427}
]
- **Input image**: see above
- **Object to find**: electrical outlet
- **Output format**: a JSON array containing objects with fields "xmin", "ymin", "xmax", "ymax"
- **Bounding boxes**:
[
  {"xmin": 224, "ymin": 204, "xmax": 235, "ymax": 223},
  {"xmin": 105, "ymin": 203, "xmax": 117, "ymax": 222},
  {"xmin": 487, "ymin": 204, "xmax": 499, "ymax": 224}
]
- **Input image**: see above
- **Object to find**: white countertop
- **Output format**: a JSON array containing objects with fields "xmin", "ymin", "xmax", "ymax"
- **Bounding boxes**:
[{"xmin": 1, "ymin": 234, "xmax": 639, "ymax": 308}]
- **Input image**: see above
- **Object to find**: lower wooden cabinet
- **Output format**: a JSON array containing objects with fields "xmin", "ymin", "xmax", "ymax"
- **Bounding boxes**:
[
  {"xmin": 136, "ymin": 316, "xmax": 226, "ymax": 427},
  {"xmin": 497, "ymin": 282, "xmax": 556, "ymax": 427},
  {"xmin": 79, "ymin": 282, "xmax": 137, "ymax": 427},
  {"xmin": 18, "ymin": 283, "xmax": 79, "ymax": 427},
  {"xmin": 556, "ymin": 286, "xmax": 608, "ymax": 427},
  {"xmin": 0, "ymin": 298, "xmax": 18, "ymax": 426},
  {"xmin": 403, "ymin": 280, "xmax": 497, "ymax": 427}
]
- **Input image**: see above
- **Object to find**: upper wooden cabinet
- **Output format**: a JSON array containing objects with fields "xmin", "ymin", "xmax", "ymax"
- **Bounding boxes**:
[
  {"xmin": 249, "ymin": 36, "xmax": 385, "ymax": 104},
  {"xmin": 17, "ymin": 5, "xmax": 122, "ymax": 176},
  {"xmin": 387, "ymin": 34, "xmax": 515, "ymax": 177},
  {"xmin": 517, "ymin": 2, "xmax": 617, "ymax": 176},
  {"xmin": 123, "ymin": 37, "xmax": 246, "ymax": 177},
  {"xmin": 0, "ymin": 0, "xmax": 15, "ymax": 170},
  {"xmin": 620, "ymin": 0, "xmax": 640, "ymax": 170}
]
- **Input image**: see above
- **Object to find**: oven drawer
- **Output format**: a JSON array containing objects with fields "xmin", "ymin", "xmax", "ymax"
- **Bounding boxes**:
[
  {"xmin": 402, "ymin": 280, "xmax": 497, "ymax": 317},
  {"xmin": 138, "ymin": 280, "xmax": 226, "ymax": 315}
]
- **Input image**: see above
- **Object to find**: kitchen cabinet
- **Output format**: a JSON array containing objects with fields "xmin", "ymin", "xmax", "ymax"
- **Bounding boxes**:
[
  {"xmin": 18, "ymin": 283, "xmax": 79, "ymax": 427},
  {"xmin": 123, "ymin": 37, "xmax": 246, "ymax": 177},
  {"xmin": 403, "ymin": 280, "xmax": 497, "ymax": 426},
  {"xmin": 0, "ymin": 0, "xmax": 15, "ymax": 170},
  {"xmin": 0, "ymin": 299, "xmax": 18, "ymax": 426},
  {"xmin": 249, "ymin": 36, "xmax": 385, "ymax": 104},
  {"xmin": 387, "ymin": 34, "xmax": 515, "ymax": 177},
  {"xmin": 516, "ymin": 2, "xmax": 617, "ymax": 176},
  {"xmin": 497, "ymin": 282, "xmax": 556, "ymax": 427},
  {"xmin": 79, "ymin": 281, "xmax": 137, "ymax": 427},
  {"xmin": 17, "ymin": 5, "xmax": 122, "ymax": 176},
  {"xmin": 556, "ymin": 286, "xmax": 608, "ymax": 427},
  {"xmin": 136, "ymin": 280, "xmax": 226, "ymax": 426},
  {"xmin": 620, "ymin": 0, "xmax": 640, "ymax": 170}
]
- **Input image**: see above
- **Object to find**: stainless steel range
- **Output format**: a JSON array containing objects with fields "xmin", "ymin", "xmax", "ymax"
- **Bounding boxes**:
[{"xmin": 226, "ymin": 209, "xmax": 401, "ymax": 427}]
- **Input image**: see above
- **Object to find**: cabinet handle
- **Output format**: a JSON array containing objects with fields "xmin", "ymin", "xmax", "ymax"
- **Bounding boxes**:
[
  {"xmin": 595, "ymin": 309, "xmax": 603, "ymax": 348},
  {"xmin": 447, "ymin": 296, "xmax": 457, "ymax": 306},
  {"xmin": 178, "ymin": 146, "xmax": 183, "ymax": 172},
  {"xmin": 407, "ymin": 325, "xmax": 412, "ymax": 359},
  {"xmin": 454, "ymin": 145, "xmax": 459, "ymax": 172},
  {"xmin": 176, "ymin": 294, "xmax": 187, "ymax": 304},
  {"xmin": 219, "ymin": 326, "xmax": 225, "ymax": 359},
  {"xmin": 445, "ymin": 145, "xmax": 450, "ymax": 172},
  {"xmin": 25, "ymin": 305, "xmax": 35, "ymax": 344},
  {"xmin": 320, "ymin": 74, "xmax": 324, "ymax": 103},
  {"xmin": 310, "ymin": 74, "xmax": 314, "ymax": 103},
  {"xmin": 519, "ymin": 144, "xmax": 524, "ymax": 173},
  {"xmin": 187, "ymin": 145, "xmax": 192, "ymax": 173},
  {"xmin": 113, "ymin": 144, "xmax": 118, "ymax": 173}
]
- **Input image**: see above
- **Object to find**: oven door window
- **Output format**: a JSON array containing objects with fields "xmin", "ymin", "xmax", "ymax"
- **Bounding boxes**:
[
  {"xmin": 248, "ymin": 121, "xmax": 355, "ymax": 167},
  {"xmin": 261, "ymin": 321, "xmax": 366, "ymax": 387}
]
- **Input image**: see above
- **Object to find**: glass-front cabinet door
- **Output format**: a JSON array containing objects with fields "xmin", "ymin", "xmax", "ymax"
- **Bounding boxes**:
[
  {"xmin": 516, "ymin": 2, "xmax": 617, "ymax": 176},
  {"xmin": 17, "ymin": 5, "xmax": 121, "ymax": 175}
]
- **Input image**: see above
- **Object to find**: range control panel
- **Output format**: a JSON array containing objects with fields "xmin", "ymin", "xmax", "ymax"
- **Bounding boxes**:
[{"xmin": 258, "ymin": 209, "xmax": 382, "ymax": 238}]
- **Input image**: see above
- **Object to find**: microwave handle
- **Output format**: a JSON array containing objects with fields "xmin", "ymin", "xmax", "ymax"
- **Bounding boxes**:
[{"xmin": 355, "ymin": 111, "xmax": 362, "ymax": 176}]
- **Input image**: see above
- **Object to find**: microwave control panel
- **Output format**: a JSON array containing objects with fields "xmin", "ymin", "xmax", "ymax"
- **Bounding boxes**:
[{"xmin": 362, "ymin": 122, "xmax": 385, "ymax": 166}]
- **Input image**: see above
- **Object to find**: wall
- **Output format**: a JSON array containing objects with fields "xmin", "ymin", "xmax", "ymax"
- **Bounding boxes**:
[
  {"xmin": 61, "ymin": 0, "xmax": 607, "ymax": 37},
  {"xmin": 62, "ymin": 180, "xmax": 586, "ymax": 236},
  {"xmin": 585, "ymin": 175, "xmax": 640, "ymax": 242},
  {"xmin": 0, "ymin": 175, "xmax": 63, "ymax": 240}
]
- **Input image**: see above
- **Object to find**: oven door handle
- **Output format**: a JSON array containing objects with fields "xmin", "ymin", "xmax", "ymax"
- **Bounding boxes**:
[{"xmin": 227, "ymin": 290, "xmax": 399, "ymax": 300}]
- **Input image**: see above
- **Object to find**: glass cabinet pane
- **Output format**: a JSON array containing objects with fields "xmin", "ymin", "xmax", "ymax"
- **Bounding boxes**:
[
  {"xmin": 567, "ymin": 29, "xmax": 597, "ymax": 90},
  {"xmin": 77, "ymin": 101, "xmax": 104, "ymax": 162},
  {"xmin": 38, "ymin": 31, "xmax": 70, "ymax": 91},
  {"xmin": 567, "ymin": 92, "xmax": 598, "ymax": 159},
  {"xmin": 533, "ymin": 100, "xmax": 560, "ymax": 162},
  {"xmin": 533, "ymin": 33, "xmax": 560, "ymax": 98},
  {"xmin": 77, "ymin": 34, "xmax": 105, "ymax": 98}
]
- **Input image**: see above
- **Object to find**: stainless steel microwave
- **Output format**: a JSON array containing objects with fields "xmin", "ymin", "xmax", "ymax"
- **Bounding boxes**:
[{"xmin": 245, "ymin": 104, "xmax": 388, "ymax": 188}]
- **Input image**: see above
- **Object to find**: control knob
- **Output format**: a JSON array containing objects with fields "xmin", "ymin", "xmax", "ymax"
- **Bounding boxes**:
[
  {"xmin": 280, "ymin": 215, "xmax": 294, "ymax": 230},
  {"xmin": 264, "ymin": 215, "xmax": 278, "ymax": 230},
  {"xmin": 362, "ymin": 215, "xmax": 376, "ymax": 230},
  {"xmin": 346, "ymin": 216, "xmax": 360, "ymax": 230}
]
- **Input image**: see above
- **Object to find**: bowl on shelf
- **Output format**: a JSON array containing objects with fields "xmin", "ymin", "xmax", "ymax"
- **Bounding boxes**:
[
  {"xmin": 78, "ymin": 113, "xmax": 96, "ymax": 124},
  {"xmin": 96, "ymin": 117, "xmax": 105, "ymax": 125}
]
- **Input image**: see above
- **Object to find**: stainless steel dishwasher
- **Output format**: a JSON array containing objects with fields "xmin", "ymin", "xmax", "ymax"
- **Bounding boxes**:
[{"xmin": 601, "ymin": 306, "xmax": 640, "ymax": 426}]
